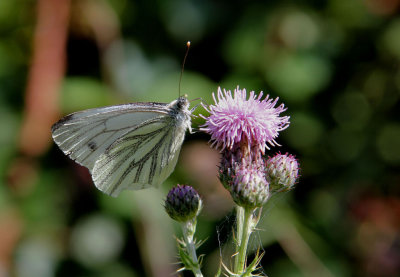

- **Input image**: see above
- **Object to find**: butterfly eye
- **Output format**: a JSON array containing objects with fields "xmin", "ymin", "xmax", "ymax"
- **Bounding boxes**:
[
  {"xmin": 176, "ymin": 97, "xmax": 188, "ymax": 110},
  {"xmin": 177, "ymin": 100, "xmax": 183, "ymax": 109}
]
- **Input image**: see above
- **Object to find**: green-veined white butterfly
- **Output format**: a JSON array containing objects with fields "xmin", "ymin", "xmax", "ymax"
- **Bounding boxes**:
[{"xmin": 51, "ymin": 96, "xmax": 192, "ymax": 197}]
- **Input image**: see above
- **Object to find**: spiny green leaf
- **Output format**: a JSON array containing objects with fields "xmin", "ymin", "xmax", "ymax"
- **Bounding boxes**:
[
  {"xmin": 194, "ymin": 237, "xmax": 208, "ymax": 249},
  {"xmin": 178, "ymin": 246, "xmax": 198, "ymax": 270},
  {"xmin": 240, "ymin": 249, "xmax": 265, "ymax": 277}
]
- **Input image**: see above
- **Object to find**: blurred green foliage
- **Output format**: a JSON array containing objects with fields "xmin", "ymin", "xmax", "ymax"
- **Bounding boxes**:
[{"xmin": 1, "ymin": 0, "xmax": 399, "ymax": 277}]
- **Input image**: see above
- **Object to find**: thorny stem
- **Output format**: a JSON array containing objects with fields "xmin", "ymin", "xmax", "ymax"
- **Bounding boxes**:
[
  {"xmin": 182, "ymin": 220, "xmax": 203, "ymax": 277},
  {"xmin": 234, "ymin": 207, "xmax": 254, "ymax": 274}
]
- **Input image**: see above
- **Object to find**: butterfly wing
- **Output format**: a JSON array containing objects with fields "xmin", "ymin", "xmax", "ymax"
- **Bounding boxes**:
[
  {"xmin": 51, "ymin": 103, "xmax": 172, "ymax": 172},
  {"xmin": 91, "ymin": 114, "xmax": 187, "ymax": 196},
  {"xmin": 51, "ymin": 98, "xmax": 192, "ymax": 197}
]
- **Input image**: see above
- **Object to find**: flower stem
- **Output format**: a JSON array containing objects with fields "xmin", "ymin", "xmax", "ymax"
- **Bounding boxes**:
[
  {"xmin": 182, "ymin": 220, "xmax": 203, "ymax": 277},
  {"xmin": 234, "ymin": 206, "xmax": 244, "ymax": 265},
  {"xmin": 234, "ymin": 207, "xmax": 253, "ymax": 274}
]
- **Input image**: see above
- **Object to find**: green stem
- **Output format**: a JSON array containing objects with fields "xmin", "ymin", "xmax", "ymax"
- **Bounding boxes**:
[
  {"xmin": 182, "ymin": 221, "xmax": 203, "ymax": 277},
  {"xmin": 234, "ymin": 206, "xmax": 244, "ymax": 268},
  {"xmin": 234, "ymin": 207, "xmax": 253, "ymax": 274}
]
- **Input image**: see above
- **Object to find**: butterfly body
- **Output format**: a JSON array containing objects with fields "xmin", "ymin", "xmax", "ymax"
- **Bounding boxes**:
[{"xmin": 52, "ymin": 96, "xmax": 192, "ymax": 197}]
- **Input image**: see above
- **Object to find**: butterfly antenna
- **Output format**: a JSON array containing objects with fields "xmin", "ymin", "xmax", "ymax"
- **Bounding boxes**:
[{"xmin": 179, "ymin": 41, "xmax": 191, "ymax": 97}]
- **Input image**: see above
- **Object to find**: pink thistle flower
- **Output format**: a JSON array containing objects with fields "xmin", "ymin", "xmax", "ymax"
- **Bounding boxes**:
[{"xmin": 200, "ymin": 87, "xmax": 290, "ymax": 153}]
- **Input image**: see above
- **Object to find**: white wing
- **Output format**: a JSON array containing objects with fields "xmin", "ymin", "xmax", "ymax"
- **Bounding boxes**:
[
  {"xmin": 51, "ymin": 97, "xmax": 192, "ymax": 197},
  {"xmin": 92, "ymin": 115, "xmax": 187, "ymax": 196},
  {"xmin": 51, "ymin": 103, "xmax": 171, "ymax": 171}
]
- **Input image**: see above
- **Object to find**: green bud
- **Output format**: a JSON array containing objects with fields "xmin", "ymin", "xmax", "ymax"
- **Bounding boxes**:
[{"xmin": 230, "ymin": 162, "xmax": 270, "ymax": 209}]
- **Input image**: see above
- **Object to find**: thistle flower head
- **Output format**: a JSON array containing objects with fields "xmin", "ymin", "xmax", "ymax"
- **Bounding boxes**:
[
  {"xmin": 229, "ymin": 161, "xmax": 270, "ymax": 209},
  {"xmin": 266, "ymin": 153, "xmax": 299, "ymax": 193},
  {"xmin": 200, "ymin": 87, "xmax": 290, "ymax": 153},
  {"xmin": 165, "ymin": 185, "xmax": 202, "ymax": 222}
]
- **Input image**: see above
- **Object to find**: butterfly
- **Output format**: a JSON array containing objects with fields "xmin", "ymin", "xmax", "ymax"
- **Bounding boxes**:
[{"xmin": 51, "ymin": 96, "xmax": 192, "ymax": 197}]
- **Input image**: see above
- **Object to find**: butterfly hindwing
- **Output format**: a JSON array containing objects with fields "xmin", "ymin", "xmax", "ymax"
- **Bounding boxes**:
[{"xmin": 92, "ymin": 115, "xmax": 185, "ymax": 196}]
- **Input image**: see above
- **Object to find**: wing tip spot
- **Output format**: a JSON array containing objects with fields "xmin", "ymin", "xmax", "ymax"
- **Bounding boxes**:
[{"xmin": 52, "ymin": 114, "xmax": 75, "ymax": 132}]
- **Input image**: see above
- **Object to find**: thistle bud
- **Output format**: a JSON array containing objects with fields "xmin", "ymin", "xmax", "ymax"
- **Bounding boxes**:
[
  {"xmin": 165, "ymin": 185, "xmax": 202, "ymax": 222},
  {"xmin": 219, "ymin": 148, "xmax": 239, "ymax": 190},
  {"xmin": 230, "ymin": 162, "xmax": 270, "ymax": 209},
  {"xmin": 266, "ymin": 153, "xmax": 299, "ymax": 194}
]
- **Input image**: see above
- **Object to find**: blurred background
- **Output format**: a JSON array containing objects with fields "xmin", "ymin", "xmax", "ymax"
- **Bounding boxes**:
[{"xmin": 1, "ymin": 0, "xmax": 400, "ymax": 276}]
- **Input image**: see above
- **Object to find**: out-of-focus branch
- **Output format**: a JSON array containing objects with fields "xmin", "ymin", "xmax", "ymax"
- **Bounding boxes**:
[
  {"xmin": 0, "ymin": 209, "xmax": 22, "ymax": 274},
  {"xmin": 19, "ymin": 0, "xmax": 70, "ymax": 156}
]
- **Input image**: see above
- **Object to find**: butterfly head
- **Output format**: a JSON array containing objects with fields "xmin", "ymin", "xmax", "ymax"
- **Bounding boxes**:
[
  {"xmin": 176, "ymin": 95, "xmax": 189, "ymax": 110},
  {"xmin": 168, "ymin": 95, "xmax": 192, "ymax": 133}
]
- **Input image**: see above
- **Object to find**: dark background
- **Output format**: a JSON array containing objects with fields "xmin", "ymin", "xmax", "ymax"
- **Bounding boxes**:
[{"xmin": 1, "ymin": 0, "xmax": 400, "ymax": 276}]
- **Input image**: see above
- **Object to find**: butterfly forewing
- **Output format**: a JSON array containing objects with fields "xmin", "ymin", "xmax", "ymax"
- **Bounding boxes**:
[{"xmin": 51, "ymin": 103, "xmax": 170, "ymax": 171}]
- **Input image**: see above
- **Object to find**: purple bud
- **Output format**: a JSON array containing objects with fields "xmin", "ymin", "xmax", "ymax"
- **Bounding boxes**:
[{"xmin": 165, "ymin": 185, "xmax": 202, "ymax": 222}]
